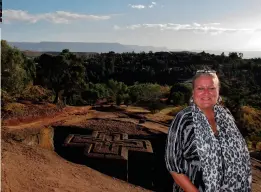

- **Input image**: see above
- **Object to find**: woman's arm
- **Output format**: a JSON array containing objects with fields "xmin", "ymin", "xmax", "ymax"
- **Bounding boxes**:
[
  {"xmin": 170, "ymin": 172, "xmax": 199, "ymax": 192},
  {"xmin": 165, "ymin": 111, "xmax": 199, "ymax": 192}
]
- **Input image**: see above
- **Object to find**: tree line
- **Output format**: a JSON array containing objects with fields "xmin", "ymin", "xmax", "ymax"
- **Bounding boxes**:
[
  {"xmin": 1, "ymin": 40, "xmax": 261, "ymax": 111},
  {"xmin": 2, "ymin": 39, "xmax": 261, "ymax": 147}
]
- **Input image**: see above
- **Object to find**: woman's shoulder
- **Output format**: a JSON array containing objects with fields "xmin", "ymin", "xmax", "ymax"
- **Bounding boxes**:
[
  {"xmin": 216, "ymin": 104, "xmax": 235, "ymax": 121},
  {"xmin": 172, "ymin": 106, "xmax": 193, "ymax": 122},
  {"xmin": 175, "ymin": 106, "xmax": 193, "ymax": 117},
  {"xmin": 169, "ymin": 106, "xmax": 193, "ymax": 132}
]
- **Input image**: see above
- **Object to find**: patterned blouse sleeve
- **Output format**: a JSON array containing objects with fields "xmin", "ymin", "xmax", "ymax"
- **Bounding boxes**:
[{"xmin": 165, "ymin": 111, "xmax": 186, "ymax": 174}]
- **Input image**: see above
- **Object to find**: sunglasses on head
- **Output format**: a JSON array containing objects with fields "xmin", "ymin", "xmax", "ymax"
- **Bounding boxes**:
[{"xmin": 196, "ymin": 69, "xmax": 216, "ymax": 74}]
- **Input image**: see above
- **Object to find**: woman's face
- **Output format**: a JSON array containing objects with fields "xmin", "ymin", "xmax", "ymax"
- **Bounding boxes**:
[{"xmin": 193, "ymin": 75, "xmax": 219, "ymax": 110}]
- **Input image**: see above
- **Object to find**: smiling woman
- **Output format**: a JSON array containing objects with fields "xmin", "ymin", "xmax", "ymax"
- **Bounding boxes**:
[
  {"xmin": 192, "ymin": 70, "xmax": 220, "ymax": 111},
  {"xmin": 165, "ymin": 70, "xmax": 252, "ymax": 192}
]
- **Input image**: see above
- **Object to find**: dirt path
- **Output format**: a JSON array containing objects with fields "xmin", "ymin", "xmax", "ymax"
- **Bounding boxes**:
[
  {"xmin": 2, "ymin": 106, "xmax": 92, "ymax": 129},
  {"xmin": 3, "ymin": 106, "xmax": 169, "ymax": 134}
]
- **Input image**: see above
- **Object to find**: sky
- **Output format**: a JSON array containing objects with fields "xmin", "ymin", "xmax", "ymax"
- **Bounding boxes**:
[{"xmin": 1, "ymin": 0, "xmax": 261, "ymax": 51}]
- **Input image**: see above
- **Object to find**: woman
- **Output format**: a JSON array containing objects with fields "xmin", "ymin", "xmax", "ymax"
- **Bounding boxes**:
[{"xmin": 165, "ymin": 70, "xmax": 252, "ymax": 192}]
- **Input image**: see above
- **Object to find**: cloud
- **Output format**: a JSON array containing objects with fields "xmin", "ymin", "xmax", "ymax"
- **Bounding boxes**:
[
  {"xmin": 129, "ymin": 2, "xmax": 157, "ymax": 9},
  {"xmin": 127, "ymin": 24, "xmax": 142, "ymax": 30},
  {"xmin": 3, "ymin": 9, "xmax": 111, "ymax": 24},
  {"xmin": 114, "ymin": 22, "xmax": 259, "ymax": 35},
  {"xmin": 128, "ymin": 4, "xmax": 146, "ymax": 9},
  {"xmin": 193, "ymin": 23, "xmax": 201, "ymax": 27},
  {"xmin": 113, "ymin": 25, "xmax": 121, "ymax": 30},
  {"xmin": 148, "ymin": 2, "xmax": 157, "ymax": 8},
  {"xmin": 203, "ymin": 22, "xmax": 220, "ymax": 26}
]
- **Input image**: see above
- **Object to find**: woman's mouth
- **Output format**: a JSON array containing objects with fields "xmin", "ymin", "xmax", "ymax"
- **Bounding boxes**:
[{"xmin": 201, "ymin": 98, "xmax": 211, "ymax": 100}]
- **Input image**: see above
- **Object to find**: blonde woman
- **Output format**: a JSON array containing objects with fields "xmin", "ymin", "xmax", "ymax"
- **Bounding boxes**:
[{"xmin": 165, "ymin": 70, "xmax": 252, "ymax": 192}]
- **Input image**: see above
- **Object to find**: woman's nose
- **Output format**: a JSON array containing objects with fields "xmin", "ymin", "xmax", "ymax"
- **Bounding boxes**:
[{"xmin": 202, "ymin": 89, "xmax": 210, "ymax": 94}]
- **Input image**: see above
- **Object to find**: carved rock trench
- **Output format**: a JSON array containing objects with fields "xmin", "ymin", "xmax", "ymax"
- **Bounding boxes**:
[{"xmin": 4, "ymin": 125, "xmax": 173, "ymax": 191}]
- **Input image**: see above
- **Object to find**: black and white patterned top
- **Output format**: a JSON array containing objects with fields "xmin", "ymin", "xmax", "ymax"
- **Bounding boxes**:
[
  {"xmin": 165, "ymin": 107, "xmax": 205, "ymax": 192},
  {"xmin": 165, "ymin": 105, "xmax": 251, "ymax": 192}
]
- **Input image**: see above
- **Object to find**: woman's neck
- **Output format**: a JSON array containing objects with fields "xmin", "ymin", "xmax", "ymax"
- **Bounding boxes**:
[{"xmin": 200, "ymin": 107, "xmax": 214, "ymax": 117}]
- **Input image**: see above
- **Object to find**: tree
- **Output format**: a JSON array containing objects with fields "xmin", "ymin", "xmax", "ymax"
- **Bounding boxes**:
[
  {"xmin": 128, "ymin": 83, "xmax": 163, "ymax": 104},
  {"xmin": 81, "ymin": 89, "xmax": 99, "ymax": 105},
  {"xmin": 36, "ymin": 54, "xmax": 68, "ymax": 103},
  {"xmin": 170, "ymin": 92, "xmax": 185, "ymax": 105},
  {"xmin": 116, "ymin": 94, "xmax": 123, "ymax": 106},
  {"xmin": 169, "ymin": 83, "xmax": 192, "ymax": 104},
  {"xmin": 229, "ymin": 52, "xmax": 239, "ymax": 60},
  {"xmin": 63, "ymin": 57, "xmax": 87, "ymax": 105},
  {"xmin": 36, "ymin": 51, "xmax": 87, "ymax": 104},
  {"xmin": 1, "ymin": 40, "xmax": 28, "ymax": 94},
  {"xmin": 106, "ymin": 79, "xmax": 128, "ymax": 103}
]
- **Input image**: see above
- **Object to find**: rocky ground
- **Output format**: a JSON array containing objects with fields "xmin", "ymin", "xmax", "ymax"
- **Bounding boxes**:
[{"xmin": 1, "ymin": 104, "xmax": 261, "ymax": 192}]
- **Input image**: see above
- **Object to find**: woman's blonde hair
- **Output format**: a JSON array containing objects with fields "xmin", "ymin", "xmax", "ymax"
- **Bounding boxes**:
[{"xmin": 192, "ymin": 70, "xmax": 220, "ymax": 89}]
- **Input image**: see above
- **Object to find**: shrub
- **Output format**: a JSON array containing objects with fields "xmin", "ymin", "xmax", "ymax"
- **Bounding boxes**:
[
  {"xmin": 169, "ymin": 83, "xmax": 192, "ymax": 105},
  {"xmin": 246, "ymin": 140, "xmax": 253, "ymax": 151},
  {"xmin": 148, "ymin": 101, "xmax": 166, "ymax": 114},
  {"xmin": 237, "ymin": 106, "xmax": 261, "ymax": 137},
  {"xmin": 256, "ymin": 142, "xmax": 261, "ymax": 152},
  {"xmin": 248, "ymin": 134, "xmax": 261, "ymax": 150},
  {"xmin": 123, "ymin": 94, "xmax": 131, "ymax": 106},
  {"xmin": 19, "ymin": 85, "xmax": 53, "ymax": 102},
  {"xmin": 170, "ymin": 92, "xmax": 185, "ymax": 106},
  {"xmin": 129, "ymin": 83, "xmax": 163, "ymax": 104},
  {"xmin": 1, "ymin": 90, "xmax": 15, "ymax": 105},
  {"xmin": 116, "ymin": 94, "xmax": 123, "ymax": 106},
  {"xmin": 2, "ymin": 102, "xmax": 26, "ymax": 117}
]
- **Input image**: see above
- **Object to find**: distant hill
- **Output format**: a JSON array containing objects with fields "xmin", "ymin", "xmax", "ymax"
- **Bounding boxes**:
[
  {"xmin": 7, "ymin": 41, "xmax": 169, "ymax": 53},
  {"xmin": 21, "ymin": 50, "xmax": 99, "ymax": 58},
  {"xmin": 7, "ymin": 41, "xmax": 261, "ymax": 58}
]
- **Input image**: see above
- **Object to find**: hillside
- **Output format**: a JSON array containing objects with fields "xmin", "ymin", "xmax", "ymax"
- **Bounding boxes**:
[
  {"xmin": 1, "ymin": 104, "xmax": 171, "ymax": 192},
  {"xmin": 1, "ymin": 102, "xmax": 261, "ymax": 192},
  {"xmin": 2, "ymin": 138, "xmax": 150, "ymax": 192}
]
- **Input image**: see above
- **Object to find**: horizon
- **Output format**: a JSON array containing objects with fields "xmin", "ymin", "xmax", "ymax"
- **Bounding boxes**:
[
  {"xmin": 6, "ymin": 41, "xmax": 261, "ymax": 53},
  {"xmin": 2, "ymin": 0, "xmax": 261, "ymax": 51}
]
